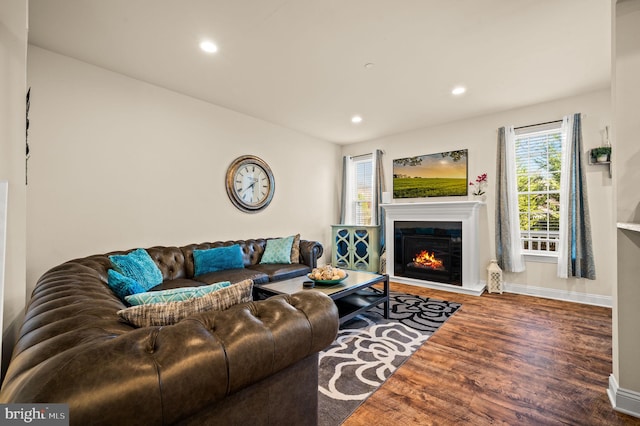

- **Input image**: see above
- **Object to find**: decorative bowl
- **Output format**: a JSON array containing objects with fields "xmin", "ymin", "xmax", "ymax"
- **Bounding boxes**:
[{"xmin": 306, "ymin": 273, "xmax": 348, "ymax": 285}]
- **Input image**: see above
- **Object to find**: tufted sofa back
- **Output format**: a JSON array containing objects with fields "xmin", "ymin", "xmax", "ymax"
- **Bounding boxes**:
[{"xmin": 62, "ymin": 238, "xmax": 321, "ymax": 285}]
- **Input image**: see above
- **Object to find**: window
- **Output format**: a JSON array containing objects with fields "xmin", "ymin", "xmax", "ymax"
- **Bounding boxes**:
[
  {"xmin": 514, "ymin": 122, "xmax": 563, "ymax": 255},
  {"xmin": 345, "ymin": 154, "xmax": 374, "ymax": 225}
]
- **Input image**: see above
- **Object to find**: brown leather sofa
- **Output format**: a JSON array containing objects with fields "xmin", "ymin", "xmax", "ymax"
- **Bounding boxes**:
[{"xmin": 0, "ymin": 238, "xmax": 339, "ymax": 425}]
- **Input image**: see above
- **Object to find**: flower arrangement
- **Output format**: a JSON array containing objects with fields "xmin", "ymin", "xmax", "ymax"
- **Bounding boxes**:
[{"xmin": 469, "ymin": 173, "xmax": 487, "ymax": 196}]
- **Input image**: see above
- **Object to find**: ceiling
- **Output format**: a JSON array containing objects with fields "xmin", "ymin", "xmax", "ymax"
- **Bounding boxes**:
[{"xmin": 28, "ymin": 0, "xmax": 611, "ymax": 144}]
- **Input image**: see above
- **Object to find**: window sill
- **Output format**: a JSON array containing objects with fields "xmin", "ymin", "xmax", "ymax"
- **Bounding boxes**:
[{"xmin": 523, "ymin": 253, "xmax": 558, "ymax": 264}]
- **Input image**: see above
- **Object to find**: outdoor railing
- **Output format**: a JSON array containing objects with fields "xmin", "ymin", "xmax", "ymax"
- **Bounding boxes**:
[{"xmin": 521, "ymin": 230, "xmax": 559, "ymax": 254}]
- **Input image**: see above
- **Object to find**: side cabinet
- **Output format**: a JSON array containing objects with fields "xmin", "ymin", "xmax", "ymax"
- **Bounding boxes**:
[{"xmin": 331, "ymin": 225, "xmax": 380, "ymax": 273}]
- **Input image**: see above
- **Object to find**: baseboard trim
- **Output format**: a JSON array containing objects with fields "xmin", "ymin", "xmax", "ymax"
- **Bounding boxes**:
[
  {"xmin": 608, "ymin": 374, "xmax": 640, "ymax": 418},
  {"xmin": 389, "ymin": 275, "xmax": 486, "ymax": 296},
  {"xmin": 504, "ymin": 282, "xmax": 612, "ymax": 308}
]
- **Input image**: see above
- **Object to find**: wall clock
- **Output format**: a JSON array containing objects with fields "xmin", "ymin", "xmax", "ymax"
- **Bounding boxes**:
[{"xmin": 225, "ymin": 155, "xmax": 275, "ymax": 213}]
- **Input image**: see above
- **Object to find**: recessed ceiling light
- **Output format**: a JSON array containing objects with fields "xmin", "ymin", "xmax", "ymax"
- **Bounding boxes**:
[
  {"xmin": 351, "ymin": 115, "xmax": 363, "ymax": 124},
  {"xmin": 451, "ymin": 86, "xmax": 466, "ymax": 96},
  {"xmin": 364, "ymin": 63, "xmax": 375, "ymax": 69},
  {"xmin": 199, "ymin": 40, "xmax": 218, "ymax": 54}
]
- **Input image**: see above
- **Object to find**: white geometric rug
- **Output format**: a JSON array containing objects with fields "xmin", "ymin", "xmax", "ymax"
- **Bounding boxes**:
[{"xmin": 318, "ymin": 292, "xmax": 461, "ymax": 426}]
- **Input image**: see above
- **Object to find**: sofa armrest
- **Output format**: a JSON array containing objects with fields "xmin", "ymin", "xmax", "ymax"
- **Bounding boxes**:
[
  {"xmin": 299, "ymin": 240, "xmax": 323, "ymax": 268},
  {"xmin": 153, "ymin": 291, "xmax": 339, "ymax": 424}
]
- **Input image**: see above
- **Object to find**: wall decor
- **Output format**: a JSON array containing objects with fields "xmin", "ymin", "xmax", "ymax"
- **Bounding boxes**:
[
  {"xmin": 392, "ymin": 149, "xmax": 468, "ymax": 198},
  {"xmin": 225, "ymin": 155, "xmax": 275, "ymax": 213},
  {"xmin": 25, "ymin": 87, "xmax": 30, "ymax": 185}
]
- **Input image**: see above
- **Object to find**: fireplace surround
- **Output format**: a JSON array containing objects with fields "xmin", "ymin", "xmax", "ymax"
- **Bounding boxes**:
[{"xmin": 382, "ymin": 201, "xmax": 485, "ymax": 295}]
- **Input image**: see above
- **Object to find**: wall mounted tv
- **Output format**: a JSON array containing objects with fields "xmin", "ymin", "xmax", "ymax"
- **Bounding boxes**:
[{"xmin": 392, "ymin": 149, "xmax": 468, "ymax": 198}]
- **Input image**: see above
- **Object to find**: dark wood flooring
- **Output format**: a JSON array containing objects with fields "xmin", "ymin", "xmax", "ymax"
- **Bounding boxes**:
[{"xmin": 343, "ymin": 283, "xmax": 640, "ymax": 426}]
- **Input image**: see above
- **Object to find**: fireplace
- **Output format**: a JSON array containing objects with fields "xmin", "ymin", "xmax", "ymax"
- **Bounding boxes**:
[
  {"xmin": 382, "ymin": 201, "xmax": 484, "ymax": 296},
  {"xmin": 394, "ymin": 221, "xmax": 462, "ymax": 285}
]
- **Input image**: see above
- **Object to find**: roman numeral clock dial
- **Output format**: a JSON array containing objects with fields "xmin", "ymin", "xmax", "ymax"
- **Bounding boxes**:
[{"xmin": 225, "ymin": 155, "xmax": 275, "ymax": 213}]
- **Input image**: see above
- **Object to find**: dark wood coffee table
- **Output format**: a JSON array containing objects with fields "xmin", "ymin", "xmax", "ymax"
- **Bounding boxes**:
[{"xmin": 254, "ymin": 271, "xmax": 389, "ymax": 324}]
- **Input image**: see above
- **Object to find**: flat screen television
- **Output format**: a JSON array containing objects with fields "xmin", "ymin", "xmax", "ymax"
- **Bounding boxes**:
[{"xmin": 392, "ymin": 149, "xmax": 468, "ymax": 198}]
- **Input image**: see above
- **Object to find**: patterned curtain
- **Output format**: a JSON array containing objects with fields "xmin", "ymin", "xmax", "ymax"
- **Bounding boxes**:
[
  {"xmin": 495, "ymin": 126, "xmax": 525, "ymax": 272},
  {"xmin": 557, "ymin": 114, "xmax": 596, "ymax": 279}
]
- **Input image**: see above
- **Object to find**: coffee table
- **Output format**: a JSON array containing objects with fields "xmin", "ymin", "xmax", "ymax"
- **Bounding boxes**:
[{"xmin": 254, "ymin": 271, "xmax": 389, "ymax": 324}]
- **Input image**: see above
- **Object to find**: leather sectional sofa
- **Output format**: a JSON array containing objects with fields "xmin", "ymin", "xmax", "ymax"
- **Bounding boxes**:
[{"xmin": 0, "ymin": 237, "xmax": 339, "ymax": 425}]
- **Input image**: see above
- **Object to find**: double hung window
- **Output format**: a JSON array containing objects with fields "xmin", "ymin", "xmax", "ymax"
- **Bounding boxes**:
[
  {"xmin": 345, "ymin": 154, "xmax": 374, "ymax": 226},
  {"xmin": 514, "ymin": 122, "xmax": 563, "ymax": 256}
]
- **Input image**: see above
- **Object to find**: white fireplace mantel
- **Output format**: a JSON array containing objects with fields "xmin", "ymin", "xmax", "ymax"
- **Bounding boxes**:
[{"xmin": 382, "ymin": 201, "xmax": 485, "ymax": 296}]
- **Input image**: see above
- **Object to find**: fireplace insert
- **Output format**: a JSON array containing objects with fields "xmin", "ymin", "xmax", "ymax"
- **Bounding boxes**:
[{"xmin": 394, "ymin": 221, "xmax": 462, "ymax": 285}]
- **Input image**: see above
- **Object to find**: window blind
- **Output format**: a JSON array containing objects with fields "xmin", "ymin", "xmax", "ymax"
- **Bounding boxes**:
[
  {"xmin": 354, "ymin": 158, "xmax": 373, "ymax": 225},
  {"xmin": 515, "ymin": 123, "xmax": 562, "ymax": 254}
]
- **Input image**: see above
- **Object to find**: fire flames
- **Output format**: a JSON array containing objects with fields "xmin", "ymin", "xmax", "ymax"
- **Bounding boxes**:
[{"xmin": 412, "ymin": 250, "xmax": 444, "ymax": 270}]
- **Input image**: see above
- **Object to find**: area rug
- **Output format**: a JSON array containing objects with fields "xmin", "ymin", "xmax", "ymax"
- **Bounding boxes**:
[{"xmin": 318, "ymin": 292, "xmax": 461, "ymax": 426}]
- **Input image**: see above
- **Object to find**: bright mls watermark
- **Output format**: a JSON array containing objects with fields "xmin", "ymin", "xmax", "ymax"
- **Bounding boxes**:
[{"xmin": 1, "ymin": 404, "xmax": 68, "ymax": 425}]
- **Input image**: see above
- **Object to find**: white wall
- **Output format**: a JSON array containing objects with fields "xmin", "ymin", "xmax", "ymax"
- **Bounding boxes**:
[
  {"xmin": 0, "ymin": 0, "xmax": 28, "ymax": 376},
  {"xmin": 343, "ymin": 89, "xmax": 614, "ymax": 303},
  {"xmin": 26, "ymin": 45, "xmax": 615, "ymax": 306},
  {"xmin": 26, "ymin": 46, "xmax": 341, "ymax": 294},
  {"xmin": 612, "ymin": 0, "xmax": 640, "ymax": 409}
]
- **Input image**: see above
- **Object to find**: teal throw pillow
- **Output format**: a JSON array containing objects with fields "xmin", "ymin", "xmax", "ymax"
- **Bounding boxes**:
[
  {"xmin": 194, "ymin": 245, "xmax": 245, "ymax": 276},
  {"xmin": 109, "ymin": 248, "xmax": 163, "ymax": 291},
  {"xmin": 107, "ymin": 269, "xmax": 146, "ymax": 301},
  {"xmin": 125, "ymin": 281, "xmax": 232, "ymax": 306},
  {"xmin": 260, "ymin": 236, "xmax": 294, "ymax": 264}
]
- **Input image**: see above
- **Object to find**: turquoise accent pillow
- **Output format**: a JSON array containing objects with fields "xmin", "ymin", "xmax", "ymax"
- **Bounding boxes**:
[
  {"xmin": 124, "ymin": 281, "xmax": 232, "ymax": 306},
  {"xmin": 107, "ymin": 269, "xmax": 146, "ymax": 300},
  {"xmin": 194, "ymin": 245, "xmax": 245, "ymax": 276},
  {"xmin": 109, "ymin": 248, "xmax": 163, "ymax": 291},
  {"xmin": 260, "ymin": 236, "xmax": 294, "ymax": 264}
]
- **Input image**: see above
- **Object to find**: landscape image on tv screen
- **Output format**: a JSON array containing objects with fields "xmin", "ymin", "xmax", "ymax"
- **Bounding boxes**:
[{"xmin": 393, "ymin": 149, "xmax": 468, "ymax": 198}]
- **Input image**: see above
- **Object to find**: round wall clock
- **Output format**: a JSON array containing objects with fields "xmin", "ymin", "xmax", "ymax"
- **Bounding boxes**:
[{"xmin": 225, "ymin": 155, "xmax": 275, "ymax": 213}]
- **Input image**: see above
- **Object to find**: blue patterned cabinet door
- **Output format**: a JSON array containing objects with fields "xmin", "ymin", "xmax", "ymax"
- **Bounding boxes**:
[{"xmin": 331, "ymin": 225, "xmax": 380, "ymax": 272}]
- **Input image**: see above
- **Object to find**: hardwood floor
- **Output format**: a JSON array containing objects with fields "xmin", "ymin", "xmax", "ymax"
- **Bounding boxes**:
[{"xmin": 343, "ymin": 283, "xmax": 640, "ymax": 426}]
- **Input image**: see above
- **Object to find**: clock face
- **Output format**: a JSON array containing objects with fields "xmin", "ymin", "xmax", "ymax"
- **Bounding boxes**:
[
  {"xmin": 233, "ymin": 164, "xmax": 270, "ymax": 206},
  {"xmin": 226, "ymin": 155, "xmax": 275, "ymax": 213}
]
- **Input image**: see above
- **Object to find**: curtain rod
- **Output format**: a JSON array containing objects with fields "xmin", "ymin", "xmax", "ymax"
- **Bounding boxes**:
[
  {"xmin": 349, "ymin": 149, "xmax": 384, "ymax": 160},
  {"xmin": 349, "ymin": 153, "xmax": 370, "ymax": 159},
  {"xmin": 514, "ymin": 119, "xmax": 563, "ymax": 130}
]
